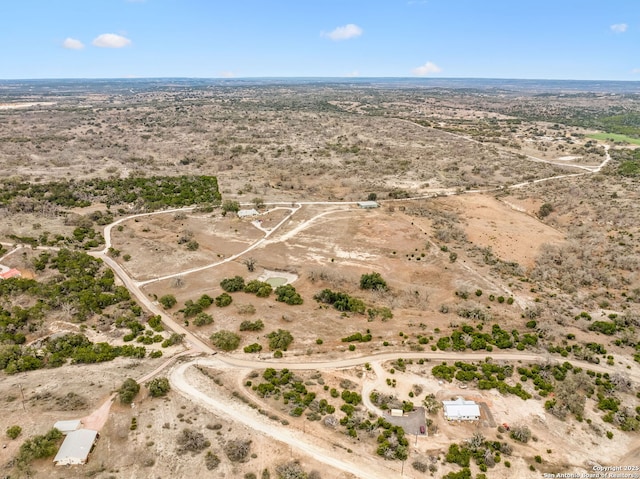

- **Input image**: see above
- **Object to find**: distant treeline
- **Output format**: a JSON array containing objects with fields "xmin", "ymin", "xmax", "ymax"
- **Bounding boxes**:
[{"xmin": 0, "ymin": 175, "xmax": 221, "ymax": 211}]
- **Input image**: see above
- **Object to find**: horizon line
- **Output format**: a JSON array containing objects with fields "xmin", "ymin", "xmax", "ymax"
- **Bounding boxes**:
[{"xmin": 1, "ymin": 76, "xmax": 640, "ymax": 83}]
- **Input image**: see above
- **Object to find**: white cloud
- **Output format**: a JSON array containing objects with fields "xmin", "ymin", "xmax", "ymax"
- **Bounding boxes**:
[
  {"xmin": 610, "ymin": 23, "xmax": 628, "ymax": 33},
  {"xmin": 219, "ymin": 71, "xmax": 235, "ymax": 78},
  {"xmin": 412, "ymin": 61, "xmax": 442, "ymax": 76},
  {"xmin": 92, "ymin": 33, "xmax": 132, "ymax": 48},
  {"xmin": 632, "ymin": 68, "xmax": 640, "ymax": 74},
  {"xmin": 346, "ymin": 70, "xmax": 360, "ymax": 77},
  {"xmin": 322, "ymin": 24, "xmax": 363, "ymax": 41},
  {"xmin": 63, "ymin": 37, "xmax": 84, "ymax": 50}
]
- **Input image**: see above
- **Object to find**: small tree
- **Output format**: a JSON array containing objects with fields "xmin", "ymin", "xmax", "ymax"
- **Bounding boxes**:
[
  {"xmin": 147, "ymin": 377, "xmax": 171, "ymax": 397},
  {"xmin": 267, "ymin": 329, "xmax": 293, "ymax": 351},
  {"xmin": 215, "ymin": 293, "xmax": 233, "ymax": 307},
  {"xmin": 423, "ymin": 394, "xmax": 441, "ymax": 414},
  {"xmin": 159, "ymin": 294, "xmax": 177, "ymax": 309},
  {"xmin": 210, "ymin": 330, "xmax": 241, "ymax": 351},
  {"xmin": 360, "ymin": 272, "xmax": 388, "ymax": 291},
  {"xmin": 222, "ymin": 200, "xmax": 241, "ymax": 213},
  {"xmin": 193, "ymin": 312, "xmax": 214, "ymax": 326},
  {"xmin": 538, "ymin": 203, "xmax": 554, "ymax": 218},
  {"xmin": 118, "ymin": 378, "xmax": 140, "ymax": 404},
  {"xmin": 220, "ymin": 275, "xmax": 246, "ymax": 292},
  {"xmin": 274, "ymin": 285, "xmax": 303, "ymax": 305},
  {"xmin": 252, "ymin": 197, "xmax": 265, "ymax": 209}
]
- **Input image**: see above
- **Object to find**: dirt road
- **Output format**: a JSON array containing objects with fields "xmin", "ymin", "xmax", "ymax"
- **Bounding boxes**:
[
  {"xmin": 214, "ymin": 350, "xmax": 640, "ymax": 383},
  {"xmin": 170, "ymin": 359, "xmax": 397, "ymax": 479}
]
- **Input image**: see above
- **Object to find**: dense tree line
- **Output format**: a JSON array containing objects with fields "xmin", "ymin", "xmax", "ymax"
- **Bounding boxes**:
[
  {"xmin": 0, "ymin": 250, "xmax": 132, "ymax": 345},
  {"xmin": 0, "ymin": 175, "xmax": 221, "ymax": 211},
  {"xmin": 0, "ymin": 332, "xmax": 146, "ymax": 374},
  {"xmin": 0, "ymin": 249, "xmax": 152, "ymax": 373}
]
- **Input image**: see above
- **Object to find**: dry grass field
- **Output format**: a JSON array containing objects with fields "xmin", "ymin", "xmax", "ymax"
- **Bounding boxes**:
[{"xmin": 1, "ymin": 80, "xmax": 639, "ymax": 478}]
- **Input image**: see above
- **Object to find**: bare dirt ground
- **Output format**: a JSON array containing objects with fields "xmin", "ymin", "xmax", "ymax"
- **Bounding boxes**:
[
  {"xmin": 111, "ymin": 211, "xmax": 264, "ymax": 281},
  {"xmin": 436, "ymin": 194, "xmax": 565, "ymax": 268}
]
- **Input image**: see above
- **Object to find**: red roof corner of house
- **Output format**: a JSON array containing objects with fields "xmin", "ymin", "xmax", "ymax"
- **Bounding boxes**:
[{"xmin": 0, "ymin": 268, "xmax": 21, "ymax": 280}]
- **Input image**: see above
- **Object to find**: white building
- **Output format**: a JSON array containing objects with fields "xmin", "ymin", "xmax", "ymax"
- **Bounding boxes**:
[
  {"xmin": 357, "ymin": 201, "xmax": 379, "ymax": 209},
  {"xmin": 53, "ymin": 419, "xmax": 82, "ymax": 435},
  {"xmin": 53, "ymin": 429, "xmax": 99, "ymax": 466},
  {"xmin": 237, "ymin": 209, "xmax": 259, "ymax": 218},
  {"xmin": 442, "ymin": 398, "xmax": 480, "ymax": 421}
]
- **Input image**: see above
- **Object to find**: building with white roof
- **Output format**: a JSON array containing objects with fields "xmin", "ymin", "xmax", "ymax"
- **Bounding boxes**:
[
  {"xmin": 442, "ymin": 397, "xmax": 480, "ymax": 421},
  {"xmin": 53, "ymin": 419, "xmax": 82, "ymax": 435},
  {"xmin": 53, "ymin": 429, "xmax": 99, "ymax": 466},
  {"xmin": 237, "ymin": 209, "xmax": 259, "ymax": 218}
]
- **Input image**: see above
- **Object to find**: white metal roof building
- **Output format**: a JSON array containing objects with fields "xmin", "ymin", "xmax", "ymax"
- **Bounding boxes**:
[
  {"xmin": 53, "ymin": 429, "xmax": 99, "ymax": 466},
  {"xmin": 237, "ymin": 208, "xmax": 259, "ymax": 218},
  {"xmin": 357, "ymin": 201, "xmax": 379, "ymax": 209},
  {"xmin": 53, "ymin": 419, "xmax": 82, "ymax": 435},
  {"xmin": 442, "ymin": 398, "xmax": 480, "ymax": 421}
]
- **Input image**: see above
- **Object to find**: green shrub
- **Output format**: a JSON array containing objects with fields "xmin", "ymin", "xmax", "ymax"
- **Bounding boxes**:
[
  {"xmin": 274, "ymin": 285, "xmax": 303, "ymax": 305},
  {"xmin": 16, "ymin": 428, "xmax": 62, "ymax": 465},
  {"xmin": 193, "ymin": 312, "xmax": 214, "ymax": 326},
  {"xmin": 147, "ymin": 377, "xmax": 171, "ymax": 397},
  {"xmin": 360, "ymin": 272, "xmax": 388, "ymax": 291},
  {"xmin": 245, "ymin": 280, "xmax": 273, "ymax": 297},
  {"xmin": 6, "ymin": 425, "xmax": 22, "ymax": 440},
  {"xmin": 215, "ymin": 293, "xmax": 233, "ymax": 307},
  {"xmin": 244, "ymin": 343, "xmax": 263, "ymax": 353},
  {"xmin": 159, "ymin": 294, "xmax": 177, "ymax": 309},
  {"xmin": 239, "ymin": 319, "xmax": 264, "ymax": 331},
  {"xmin": 210, "ymin": 330, "xmax": 241, "ymax": 351},
  {"xmin": 267, "ymin": 330, "xmax": 293, "ymax": 351},
  {"xmin": 220, "ymin": 276, "xmax": 246, "ymax": 292},
  {"xmin": 118, "ymin": 378, "xmax": 140, "ymax": 404}
]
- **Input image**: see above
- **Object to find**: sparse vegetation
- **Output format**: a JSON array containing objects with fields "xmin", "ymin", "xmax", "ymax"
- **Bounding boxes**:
[{"xmin": 176, "ymin": 428, "xmax": 210, "ymax": 455}]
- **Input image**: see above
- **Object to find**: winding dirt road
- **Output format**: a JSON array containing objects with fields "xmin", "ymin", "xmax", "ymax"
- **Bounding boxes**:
[{"xmin": 170, "ymin": 359, "xmax": 393, "ymax": 479}]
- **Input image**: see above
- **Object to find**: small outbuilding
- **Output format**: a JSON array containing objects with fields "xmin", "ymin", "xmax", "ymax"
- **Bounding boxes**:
[
  {"xmin": 237, "ymin": 209, "xmax": 259, "ymax": 218},
  {"xmin": 53, "ymin": 419, "xmax": 82, "ymax": 435},
  {"xmin": 53, "ymin": 429, "xmax": 99, "ymax": 466},
  {"xmin": 0, "ymin": 268, "xmax": 21, "ymax": 280},
  {"xmin": 390, "ymin": 409, "xmax": 404, "ymax": 417},
  {"xmin": 442, "ymin": 398, "xmax": 480, "ymax": 421},
  {"xmin": 357, "ymin": 201, "xmax": 379, "ymax": 209}
]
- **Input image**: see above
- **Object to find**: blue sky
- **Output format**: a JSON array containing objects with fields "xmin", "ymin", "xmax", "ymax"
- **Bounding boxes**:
[{"xmin": 1, "ymin": 0, "xmax": 639, "ymax": 80}]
